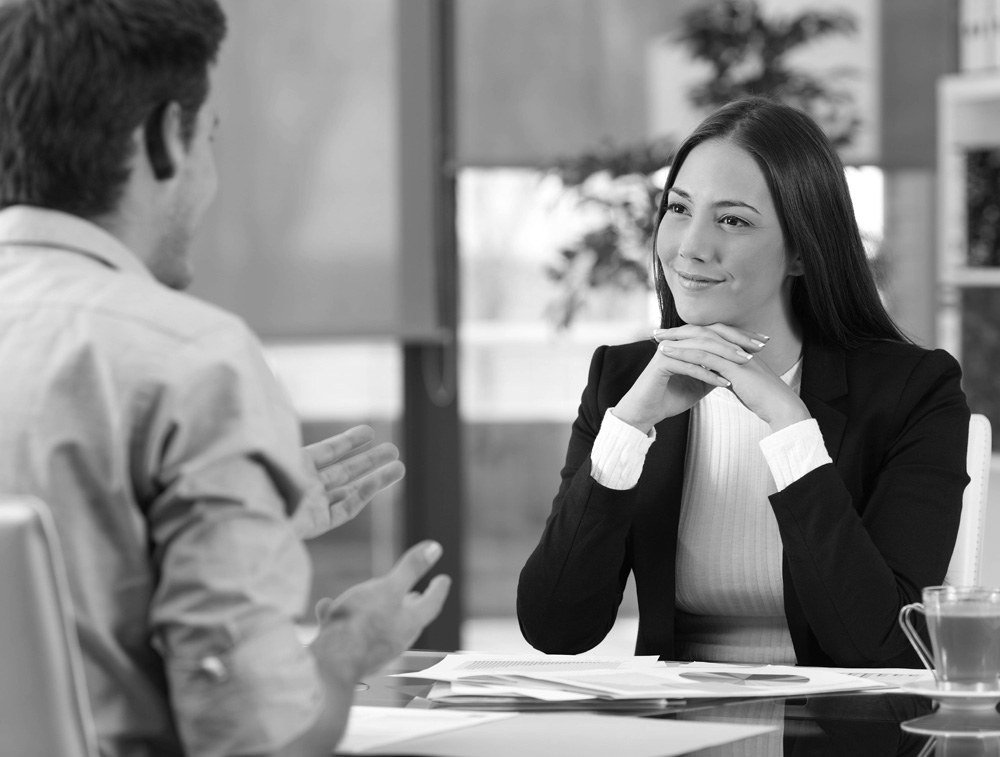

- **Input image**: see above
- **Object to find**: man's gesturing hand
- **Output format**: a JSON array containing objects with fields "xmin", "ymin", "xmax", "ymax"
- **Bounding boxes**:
[
  {"xmin": 311, "ymin": 541, "xmax": 452, "ymax": 683},
  {"xmin": 293, "ymin": 425, "xmax": 406, "ymax": 540}
]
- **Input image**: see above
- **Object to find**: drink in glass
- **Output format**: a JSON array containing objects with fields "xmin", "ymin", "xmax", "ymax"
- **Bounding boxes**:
[{"xmin": 899, "ymin": 586, "xmax": 1000, "ymax": 691}]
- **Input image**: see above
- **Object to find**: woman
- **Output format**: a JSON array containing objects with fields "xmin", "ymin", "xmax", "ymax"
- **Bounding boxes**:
[{"xmin": 517, "ymin": 96, "xmax": 970, "ymax": 667}]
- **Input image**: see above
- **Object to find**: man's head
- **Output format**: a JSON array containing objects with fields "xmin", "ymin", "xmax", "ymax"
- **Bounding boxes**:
[{"xmin": 0, "ymin": 0, "xmax": 227, "ymax": 287}]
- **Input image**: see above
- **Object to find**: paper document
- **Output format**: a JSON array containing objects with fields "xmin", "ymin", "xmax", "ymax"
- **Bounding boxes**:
[
  {"xmin": 834, "ymin": 668, "xmax": 936, "ymax": 688},
  {"xmin": 398, "ymin": 655, "xmax": 888, "ymax": 703},
  {"xmin": 661, "ymin": 662, "xmax": 934, "ymax": 689},
  {"xmin": 435, "ymin": 679, "xmax": 599, "ymax": 701},
  {"xmin": 335, "ymin": 706, "xmax": 516, "ymax": 754},
  {"xmin": 357, "ymin": 712, "xmax": 776, "ymax": 757},
  {"xmin": 509, "ymin": 664, "xmax": 889, "ymax": 700},
  {"xmin": 394, "ymin": 653, "xmax": 661, "ymax": 681},
  {"xmin": 426, "ymin": 682, "xmax": 687, "ymax": 713}
]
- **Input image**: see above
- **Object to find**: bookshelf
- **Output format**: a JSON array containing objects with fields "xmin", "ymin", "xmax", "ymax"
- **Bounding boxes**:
[{"xmin": 937, "ymin": 75, "xmax": 1000, "ymax": 433}]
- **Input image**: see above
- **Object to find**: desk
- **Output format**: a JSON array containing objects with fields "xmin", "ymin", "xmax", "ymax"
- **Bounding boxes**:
[{"xmin": 352, "ymin": 652, "xmax": 1000, "ymax": 756}]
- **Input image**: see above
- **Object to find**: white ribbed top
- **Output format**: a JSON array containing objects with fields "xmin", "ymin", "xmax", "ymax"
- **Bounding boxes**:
[
  {"xmin": 674, "ymin": 362, "xmax": 802, "ymax": 664},
  {"xmin": 590, "ymin": 358, "xmax": 834, "ymax": 663}
]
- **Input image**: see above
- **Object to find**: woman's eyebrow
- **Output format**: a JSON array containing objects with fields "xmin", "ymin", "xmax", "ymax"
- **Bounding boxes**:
[{"xmin": 669, "ymin": 186, "xmax": 762, "ymax": 215}]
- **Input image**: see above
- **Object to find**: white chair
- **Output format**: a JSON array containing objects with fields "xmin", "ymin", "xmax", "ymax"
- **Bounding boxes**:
[
  {"xmin": 0, "ymin": 496, "xmax": 98, "ymax": 757},
  {"xmin": 944, "ymin": 413, "xmax": 993, "ymax": 587}
]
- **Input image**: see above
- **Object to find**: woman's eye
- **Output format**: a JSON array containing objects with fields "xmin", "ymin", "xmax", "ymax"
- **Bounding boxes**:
[
  {"xmin": 666, "ymin": 202, "xmax": 688, "ymax": 215},
  {"xmin": 720, "ymin": 215, "xmax": 750, "ymax": 228}
]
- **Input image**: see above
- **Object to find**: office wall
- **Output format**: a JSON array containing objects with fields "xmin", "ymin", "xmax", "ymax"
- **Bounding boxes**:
[
  {"xmin": 190, "ymin": 0, "xmax": 439, "ymax": 340},
  {"xmin": 455, "ymin": 0, "xmax": 697, "ymax": 166}
]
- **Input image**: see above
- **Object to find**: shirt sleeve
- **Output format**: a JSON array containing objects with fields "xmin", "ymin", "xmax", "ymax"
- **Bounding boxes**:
[
  {"xmin": 141, "ymin": 321, "xmax": 323, "ymax": 757},
  {"xmin": 590, "ymin": 407, "xmax": 656, "ymax": 490},
  {"xmin": 759, "ymin": 417, "xmax": 833, "ymax": 491}
]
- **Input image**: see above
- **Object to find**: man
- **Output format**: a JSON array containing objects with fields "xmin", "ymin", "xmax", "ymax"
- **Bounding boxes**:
[{"xmin": 0, "ymin": 1, "xmax": 450, "ymax": 755}]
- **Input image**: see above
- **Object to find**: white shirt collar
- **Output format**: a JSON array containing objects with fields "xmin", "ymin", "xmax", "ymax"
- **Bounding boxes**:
[
  {"xmin": 0, "ymin": 205, "xmax": 154, "ymax": 281},
  {"xmin": 780, "ymin": 354, "xmax": 804, "ymax": 395}
]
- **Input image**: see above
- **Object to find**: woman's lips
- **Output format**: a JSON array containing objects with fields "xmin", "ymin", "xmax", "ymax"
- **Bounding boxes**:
[{"xmin": 674, "ymin": 269, "xmax": 723, "ymax": 291}]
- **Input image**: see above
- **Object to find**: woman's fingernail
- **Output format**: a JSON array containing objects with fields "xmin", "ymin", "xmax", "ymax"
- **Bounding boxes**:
[
  {"xmin": 425, "ymin": 541, "xmax": 443, "ymax": 561},
  {"xmin": 737, "ymin": 350, "xmax": 753, "ymax": 360},
  {"xmin": 750, "ymin": 339, "xmax": 766, "ymax": 349},
  {"xmin": 659, "ymin": 343, "xmax": 674, "ymax": 353}
]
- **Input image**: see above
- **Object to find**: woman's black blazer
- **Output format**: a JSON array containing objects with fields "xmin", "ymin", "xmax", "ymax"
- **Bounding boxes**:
[{"xmin": 517, "ymin": 336, "xmax": 971, "ymax": 667}]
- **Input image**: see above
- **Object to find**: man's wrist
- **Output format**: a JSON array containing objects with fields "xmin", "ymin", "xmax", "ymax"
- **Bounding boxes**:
[{"xmin": 310, "ymin": 623, "xmax": 367, "ymax": 688}]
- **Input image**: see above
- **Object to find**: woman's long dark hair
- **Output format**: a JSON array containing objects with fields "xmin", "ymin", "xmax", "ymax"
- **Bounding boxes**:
[{"xmin": 653, "ymin": 96, "xmax": 907, "ymax": 348}]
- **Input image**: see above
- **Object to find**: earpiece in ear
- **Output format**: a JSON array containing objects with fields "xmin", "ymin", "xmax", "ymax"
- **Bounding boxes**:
[{"xmin": 143, "ymin": 102, "xmax": 175, "ymax": 181}]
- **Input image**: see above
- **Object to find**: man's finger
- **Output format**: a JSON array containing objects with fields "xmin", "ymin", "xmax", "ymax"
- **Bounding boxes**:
[
  {"xmin": 307, "ymin": 425, "xmax": 375, "ymax": 468},
  {"xmin": 326, "ymin": 459, "xmax": 406, "ymax": 504},
  {"xmin": 318, "ymin": 443, "xmax": 401, "ymax": 487},
  {"xmin": 325, "ymin": 489, "xmax": 368, "ymax": 529},
  {"xmin": 336, "ymin": 460, "xmax": 406, "ymax": 501},
  {"xmin": 314, "ymin": 596, "xmax": 336, "ymax": 624},
  {"xmin": 323, "ymin": 460, "xmax": 405, "ymax": 527},
  {"xmin": 386, "ymin": 540, "xmax": 444, "ymax": 596},
  {"xmin": 407, "ymin": 574, "xmax": 452, "ymax": 627}
]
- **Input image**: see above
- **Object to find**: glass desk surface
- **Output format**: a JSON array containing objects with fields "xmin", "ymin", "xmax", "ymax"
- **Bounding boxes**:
[{"xmin": 352, "ymin": 651, "xmax": 1000, "ymax": 757}]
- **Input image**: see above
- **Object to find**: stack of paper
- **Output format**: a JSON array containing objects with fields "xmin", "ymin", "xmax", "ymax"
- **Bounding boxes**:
[
  {"xmin": 393, "ymin": 655, "xmax": 892, "ymax": 708},
  {"xmin": 396, "ymin": 654, "xmax": 665, "ymax": 708}
]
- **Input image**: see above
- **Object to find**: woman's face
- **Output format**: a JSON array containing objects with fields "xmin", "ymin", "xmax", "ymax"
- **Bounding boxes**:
[{"xmin": 656, "ymin": 139, "xmax": 802, "ymax": 333}]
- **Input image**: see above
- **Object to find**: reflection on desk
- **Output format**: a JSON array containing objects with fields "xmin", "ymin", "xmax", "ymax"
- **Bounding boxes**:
[{"xmin": 355, "ymin": 652, "xmax": 1000, "ymax": 756}]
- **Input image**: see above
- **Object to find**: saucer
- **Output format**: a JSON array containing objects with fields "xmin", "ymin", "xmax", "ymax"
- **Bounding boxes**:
[
  {"xmin": 899, "ymin": 681, "xmax": 1000, "ymax": 709},
  {"xmin": 902, "ymin": 708, "xmax": 1000, "ymax": 738}
]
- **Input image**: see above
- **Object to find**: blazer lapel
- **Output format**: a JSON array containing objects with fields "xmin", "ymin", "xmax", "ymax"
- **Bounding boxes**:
[{"xmin": 800, "ymin": 339, "xmax": 849, "ymax": 462}]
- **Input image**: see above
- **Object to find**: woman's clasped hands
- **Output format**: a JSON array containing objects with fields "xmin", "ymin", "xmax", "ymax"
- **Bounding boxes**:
[{"xmin": 612, "ymin": 324, "xmax": 811, "ymax": 434}]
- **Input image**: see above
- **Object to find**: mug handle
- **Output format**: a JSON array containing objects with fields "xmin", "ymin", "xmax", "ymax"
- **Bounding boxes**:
[{"xmin": 899, "ymin": 602, "xmax": 936, "ymax": 672}]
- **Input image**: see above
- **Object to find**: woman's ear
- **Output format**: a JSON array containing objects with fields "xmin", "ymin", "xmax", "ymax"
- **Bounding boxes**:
[
  {"xmin": 143, "ymin": 101, "xmax": 184, "ymax": 181},
  {"xmin": 787, "ymin": 251, "xmax": 805, "ymax": 277}
]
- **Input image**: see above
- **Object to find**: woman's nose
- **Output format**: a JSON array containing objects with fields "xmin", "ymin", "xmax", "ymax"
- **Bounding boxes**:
[{"xmin": 677, "ymin": 222, "xmax": 710, "ymax": 262}]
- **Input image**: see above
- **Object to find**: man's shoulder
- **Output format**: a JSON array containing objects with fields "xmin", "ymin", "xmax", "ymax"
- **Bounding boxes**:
[{"xmin": 101, "ymin": 276, "xmax": 254, "ymax": 348}]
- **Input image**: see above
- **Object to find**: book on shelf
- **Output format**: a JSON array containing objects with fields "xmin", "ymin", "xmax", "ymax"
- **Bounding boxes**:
[{"xmin": 960, "ymin": 0, "xmax": 1000, "ymax": 73}]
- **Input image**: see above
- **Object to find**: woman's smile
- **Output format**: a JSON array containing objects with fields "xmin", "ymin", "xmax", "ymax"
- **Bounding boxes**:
[{"xmin": 672, "ymin": 268, "xmax": 725, "ymax": 291}]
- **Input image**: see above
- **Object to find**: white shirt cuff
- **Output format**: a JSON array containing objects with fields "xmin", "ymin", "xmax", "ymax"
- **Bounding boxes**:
[
  {"xmin": 590, "ymin": 408, "xmax": 656, "ymax": 490},
  {"xmin": 759, "ymin": 418, "xmax": 833, "ymax": 491}
]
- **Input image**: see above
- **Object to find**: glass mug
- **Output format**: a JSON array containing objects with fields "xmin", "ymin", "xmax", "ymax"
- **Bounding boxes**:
[{"xmin": 899, "ymin": 586, "xmax": 1000, "ymax": 691}]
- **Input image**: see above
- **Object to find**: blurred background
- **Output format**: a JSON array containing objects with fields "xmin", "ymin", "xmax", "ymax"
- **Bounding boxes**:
[{"xmin": 191, "ymin": 0, "xmax": 1000, "ymax": 654}]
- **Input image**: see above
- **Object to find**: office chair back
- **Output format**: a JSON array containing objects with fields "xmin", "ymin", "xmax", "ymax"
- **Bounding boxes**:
[
  {"xmin": 0, "ymin": 496, "xmax": 98, "ymax": 757},
  {"xmin": 944, "ymin": 414, "xmax": 992, "ymax": 587}
]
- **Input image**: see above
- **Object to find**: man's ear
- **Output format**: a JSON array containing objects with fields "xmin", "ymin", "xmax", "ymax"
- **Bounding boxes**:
[{"xmin": 143, "ymin": 101, "xmax": 184, "ymax": 181}]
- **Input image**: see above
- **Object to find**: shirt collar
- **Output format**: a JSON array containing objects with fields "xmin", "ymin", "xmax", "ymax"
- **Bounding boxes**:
[
  {"xmin": 0, "ymin": 205, "xmax": 154, "ymax": 281},
  {"xmin": 780, "ymin": 354, "xmax": 804, "ymax": 394}
]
